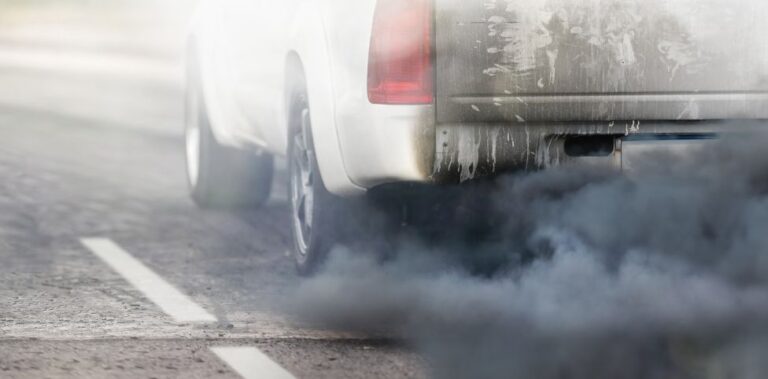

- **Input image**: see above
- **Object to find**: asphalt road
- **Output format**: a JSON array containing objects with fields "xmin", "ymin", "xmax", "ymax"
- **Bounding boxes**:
[{"xmin": 0, "ymin": 2, "xmax": 425, "ymax": 378}]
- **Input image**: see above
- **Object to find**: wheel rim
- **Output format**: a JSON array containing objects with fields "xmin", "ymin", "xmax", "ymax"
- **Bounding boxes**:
[
  {"xmin": 291, "ymin": 109, "xmax": 314, "ymax": 259},
  {"xmin": 185, "ymin": 83, "xmax": 201, "ymax": 187}
]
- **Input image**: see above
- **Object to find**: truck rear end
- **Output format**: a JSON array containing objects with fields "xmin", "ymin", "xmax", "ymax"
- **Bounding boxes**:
[{"xmin": 431, "ymin": 0, "xmax": 768, "ymax": 182}]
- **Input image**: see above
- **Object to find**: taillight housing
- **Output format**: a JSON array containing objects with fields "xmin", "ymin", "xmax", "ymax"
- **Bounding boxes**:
[{"xmin": 367, "ymin": 0, "xmax": 433, "ymax": 105}]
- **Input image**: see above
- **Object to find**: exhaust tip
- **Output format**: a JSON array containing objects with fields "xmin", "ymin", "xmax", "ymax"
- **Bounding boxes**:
[{"xmin": 564, "ymin": 136, "xmax": 616, "ymax": 157}]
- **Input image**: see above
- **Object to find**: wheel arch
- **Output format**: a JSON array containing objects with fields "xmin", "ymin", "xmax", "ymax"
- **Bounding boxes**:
[{"xmin": 284, "ymin": 5, "xmax": 365, "ymax": 196}]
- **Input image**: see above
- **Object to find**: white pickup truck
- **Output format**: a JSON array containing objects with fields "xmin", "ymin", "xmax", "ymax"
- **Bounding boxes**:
[{"xmin": 185, "ymin": 0, "xmax": 768, "ymax": 273}]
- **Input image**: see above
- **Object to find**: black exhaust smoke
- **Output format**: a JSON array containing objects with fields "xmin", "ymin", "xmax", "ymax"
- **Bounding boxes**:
[{"xmin": 288, "ymin": 127, "xmax": 768, "ymax": 379}]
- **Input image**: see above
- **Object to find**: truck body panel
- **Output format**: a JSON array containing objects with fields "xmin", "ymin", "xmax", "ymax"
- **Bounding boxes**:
[{"xmin": 436, "ymin": 0, "xmax": 768, "ymax": 123}]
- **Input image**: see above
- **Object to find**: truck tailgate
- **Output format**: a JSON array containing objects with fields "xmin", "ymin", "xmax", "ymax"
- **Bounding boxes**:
[{"xmin": 435, "ymin": 0, "xmax": 768, "ymax": 124}]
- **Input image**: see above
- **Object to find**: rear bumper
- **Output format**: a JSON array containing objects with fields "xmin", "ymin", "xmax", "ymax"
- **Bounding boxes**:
[
  {"xmin": 335, "ymin": 112, "xmax": 765, "ymax": 192},
  {"xmin": 433, "ymin": 120, "xmax": 764, "ymax": 183}
]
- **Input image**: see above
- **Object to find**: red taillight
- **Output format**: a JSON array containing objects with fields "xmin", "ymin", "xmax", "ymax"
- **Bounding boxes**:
[{"xmin": 367, "ymin": 0, "xmax": 433, "ymax": 105}]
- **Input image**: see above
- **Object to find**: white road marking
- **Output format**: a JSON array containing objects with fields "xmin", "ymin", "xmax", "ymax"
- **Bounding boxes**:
[
  {"xmin": 211, "ymin": 347, "xmax": 296, "ymax": 379},
  {"xmin": 82, "ymin": 239, "xmax": 293, "ymax": 377},
  {"xmin": 80, "ymin": 238, "xmax": 217, "ymax": 323}
]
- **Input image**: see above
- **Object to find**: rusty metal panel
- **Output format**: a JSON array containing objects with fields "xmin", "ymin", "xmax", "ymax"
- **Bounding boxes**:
[{"xmin": 435, "ymin": 0, "xmax": 768, "ymax": 123}]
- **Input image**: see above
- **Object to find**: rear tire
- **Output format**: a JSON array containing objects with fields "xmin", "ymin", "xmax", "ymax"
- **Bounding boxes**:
[
  {"xmin": 185, "ymin": 59, "xmax": 273, "ymax": 209},
  {"xmin": 288, "ymin": 91, "xmax": 344, "ymax": 275}
]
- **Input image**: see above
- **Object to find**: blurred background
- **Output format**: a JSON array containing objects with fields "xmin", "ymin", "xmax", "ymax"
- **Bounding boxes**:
[{"xmin": 0, "ymin": 0, "xmax": 195, "ymax": 137}]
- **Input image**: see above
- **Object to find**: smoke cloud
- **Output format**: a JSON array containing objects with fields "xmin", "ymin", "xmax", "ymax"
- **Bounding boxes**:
[{"xmin": 290, "ymin": 126, "xmax": 768, "ymax": 379}]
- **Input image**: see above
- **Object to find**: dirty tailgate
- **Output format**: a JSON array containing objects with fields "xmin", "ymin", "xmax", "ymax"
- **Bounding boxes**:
[{"xmin": 435, "ymin": 0, "xmax": 768, "ymax": 124}]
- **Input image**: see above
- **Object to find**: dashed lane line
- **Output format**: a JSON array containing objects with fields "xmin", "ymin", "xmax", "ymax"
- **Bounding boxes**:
[
  {"xmin": 80, "ymin": 237, "xmax": 299, "ymax": 378},
  {"xmin": 211, "ymin": 347, "xmax": 297, "ymax": 379},
  {"xmin": 80, "ymin": 238, "xmax": 217, "ymax": 323}
]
